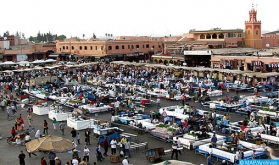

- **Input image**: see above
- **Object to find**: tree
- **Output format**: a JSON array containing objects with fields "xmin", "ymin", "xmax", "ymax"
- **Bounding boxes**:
[
  {"xmin": 3, "ymin": 31, "xmax": 10, "ymax": 37},
  {"xmin": 57, "ymin": 35, "xmax": 67, "ymax": 40},
  {"xmin": 108, "ymin": 34, "xmax": 110, "ymax": 39},
  {"xmin": 83, "ymin": 34, "xmax": 85, "ymax": 39},
  {"xmin": 29, "ymin": 36, "xmax": 34, "ymax": 42},
  {"xmin": 93, "ymin": 33, "xmax": 96, "ymax": 39},
  {"xmin": 105, "ymin": 33, "xmax": 107, "ymax": 39},
  {"xmin": 16, "ymin": 31, "xmax": 19, "ymax": 37},
  {"xmin": 111, "ymin": 34, "xmax": 113, "ymax": 39}
]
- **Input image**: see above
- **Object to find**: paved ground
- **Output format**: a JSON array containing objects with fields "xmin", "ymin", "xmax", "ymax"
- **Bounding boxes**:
[{"xmin": 0, "ymin": 89, "xmax": 276, "ymax": 165}]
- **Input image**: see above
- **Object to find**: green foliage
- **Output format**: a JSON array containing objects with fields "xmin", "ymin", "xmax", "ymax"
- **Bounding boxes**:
[
  {"xmin": 156, "ymin": 124, "xmax": 169, "ymax": 128},
  {"xmin": 167, "ymin": 128, "xmax": 176, "ymax": 132},
  {"xmin": 28, "ymin": 31, "xmax": 67, "ymax": 42},
  {"xmin": 261, "ymin": 107, "xmax": 276, "ymax": 112},
  {"xmin": 57, "ymin": 35, "xmax": 66, "ymax": 40},
  {"xmin": 187, "ymin": 133, "xmax": 197, "ymax": 137}
]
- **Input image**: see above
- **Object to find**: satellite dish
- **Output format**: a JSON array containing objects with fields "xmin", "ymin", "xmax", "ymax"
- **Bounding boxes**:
[
  {"xmin": 266, "ymin": 44, "xmax": 270, "ymax": 47},
  {"xmin": 4, "ymin": 37, "xmax": 7, "ymax": 40},
  {"xmin": 95, "ymin": 113, "xmax": 98, "ymax": 117}
]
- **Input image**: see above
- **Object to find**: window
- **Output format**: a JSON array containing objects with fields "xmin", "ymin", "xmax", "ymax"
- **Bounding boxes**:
[
  {"xmin": 95, "ymin": 46, "xmax": 97, "ymax": 50},
  {"xmin": 136, "ymin": 45, "xmax": 139, "ymax": 48},
  {"xmin": 256, "ymin": 30, "xmax": 258, "ymax": 35},
  {"xmin": 233, "ymin": 33, "xmax": 236, "ymax": 37},
  {"xmin": 122, "ymin": 45, "xmax": 125, "ymax": 49},
  {"xmin": 80, "ymin": 46, "xmax": 82, "ymax": 50},
  {"xmin": 101, "ymin": 46, "xmax": 104, "ymax": 50},
  {"xmin": 212, "ymin": 33, "xmax": 217, "ymax": 39},
  {"xmin": 248, "ymin": 31, "xmax": 250, "ymax": 35},
  {"xmin": 108, "ymin": 46, "xmax": 112, "ymax": 50},
  {"xmin": 131, "ymin": 45, "xmax": 134, "ymax": 49},
  {"xmin": 84, "ymin": 46, "xmax": 87, "ymax": 50},
  {"xmin": 159, "ymin": 45, "xmax": 161, "ymax": 48},
  {"xmin": 146, "ymin": 44, "xmax": 149, "ymax": 48},
  {"xmin": 218, "ymin": 33, "xmax": 224, "ymax": 39},
  {"xmin": 152, "ymin": 45, "xmax": 155, "ymax": 48},
  {"xmin": 59, "ymin": 48, "xmax": 61, "ymax": 51},
  {"xmin": 206, "ymin": 34, "xmax": 211, "ymax": 39},
  {"xmin": 115, "ymin": 45, "xmax": 119, "ymax": 49},
  {"xmin": 63, "ymin": 46, "xmax": 65, "ymax": 50},
  {"xmin": 142, "ymin": 45, "xmax": 145, "ymax": 48},
  {"xmin": 71, "ymin": 46, "xmax": 74, "ymax": 50},
  {"xmin": 200, "ymin": 34, "xmax": 205, "ymax": 39},
  {"xmin": 66, "ymin": 46, "xmax": 68, "ymax": 50},
  {"xmin": 128, "ymin": 45, "xmax": 130, "ymax": 49},
  {"xmin": 90, "ymin": 46, "xmax": 92, "ymax": 50}
]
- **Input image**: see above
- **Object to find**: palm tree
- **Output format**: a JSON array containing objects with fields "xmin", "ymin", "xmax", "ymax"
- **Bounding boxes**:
[
  {"xmin": 111, "ymin": 34, "xmax": 113, "ymax": 39},
  {"xmin": 82, "ymin": 34, "xmax": 85, "ymax": 39},
  {"xmin": 105, "ymin": 33, "xmax": 107, "ymax": 39}
]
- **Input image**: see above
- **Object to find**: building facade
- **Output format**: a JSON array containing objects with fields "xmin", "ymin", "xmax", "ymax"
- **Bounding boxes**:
[{"xmin": 56, "ymin": 37, "xmax": 163, "ymax": 62}]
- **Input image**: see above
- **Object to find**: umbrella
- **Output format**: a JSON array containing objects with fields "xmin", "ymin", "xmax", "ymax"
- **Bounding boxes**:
[{"xmin": 25, "ymin": 135, "xmax": 72, "ymax": 153}]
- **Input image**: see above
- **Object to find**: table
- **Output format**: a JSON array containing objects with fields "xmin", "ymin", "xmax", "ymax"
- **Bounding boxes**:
[
  {"xmin": 67, "ymin": 117, "xmax": 94, "ymax": 130},
  {"xmin": 78, "ymin": 105, "xmax": 112, "ymax": 113},
  {"xmin": 33, "ymin": 105, "xmax": 50, "ymax": 115},
  {"xmin": 48, "ymin": 110, "xmax": 68, "ymax": 121}
]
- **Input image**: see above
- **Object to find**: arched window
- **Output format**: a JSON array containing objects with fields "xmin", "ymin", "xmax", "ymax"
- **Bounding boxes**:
[
  {"xmin": 256, "ymin": 30, "xmax": 258, "ymax": 35},
  {"xmin": 206, "ymin": 34, "xmax": 211, "ymax": 39},
  {"xmin": 219, "ymin": 33, "xmax": 224, "ymax": 39},
  {"xmin": 200, "ymin": 34, "xmax": 205, "ymax": 39},
  {"xmin": 212, "ymin": 33, "xmax": 217, "ymax": 39},
  {"xmin": 248, "ymin": 31, "xmax": 250, "ymax": 35}
]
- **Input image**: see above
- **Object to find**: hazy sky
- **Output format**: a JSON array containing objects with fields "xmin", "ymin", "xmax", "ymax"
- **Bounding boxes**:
[{"xmin": 1, "ymin": 0, "xmax": 278, "ymax": 38}]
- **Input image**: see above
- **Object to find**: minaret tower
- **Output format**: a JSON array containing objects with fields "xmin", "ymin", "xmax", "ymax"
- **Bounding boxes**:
[{"xmin": 245, "ymin": 4, "xmax": 262, "ymax": 49}]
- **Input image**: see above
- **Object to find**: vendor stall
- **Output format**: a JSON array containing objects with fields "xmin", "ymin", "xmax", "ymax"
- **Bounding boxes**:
[
  {"xmin": 78, "ymin": 104, "xmax": 112, "ymax": 114},
  {"xmin": 67, "ymin": 117, "xmax": 93, "ymax": 130},
  {"xmin": 33, "ymin": 104, "xmax": 50, "ymax": 115},
  {"xmin": 48, "ymin": 110, "xmax": 68, "ymax": 121}
]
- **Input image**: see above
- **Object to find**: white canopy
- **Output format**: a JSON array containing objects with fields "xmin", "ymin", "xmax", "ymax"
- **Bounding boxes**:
[
  {"xmin": 1, "ymin": 61, "xmax": 16, "ymax": 65},
  {"xmin": 32, "ymin": 60, "xmax": 46, "ymax": 64},
  {"xmin": 33, "ymin": 66, "xmax": 44, "ymax": 70},
  {"xmin": 17, "ymin": 61, "xmax": 30, "ymax": 64},
  {"xmin": 45, "ymin": 59, "xmax": 56, "ymax": 62}
]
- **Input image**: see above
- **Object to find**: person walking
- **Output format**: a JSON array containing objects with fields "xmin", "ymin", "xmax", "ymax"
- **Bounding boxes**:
[
  {"xmin": 48, "ymin": 151, "xmax": 56, "ymax": 165},
  {"xmin": 71, "ymin": 128, "xmax": 77, "ymax": 143},
  {"xmin": 27, "ymin": 113, "xmax": 32, "ymax": 127},
  {"xmin": 103, "ymin": 137, "xmax": 109, "ymax": 156},
  {"xmin": 59, "ymin": 121, "xmax": 65, "ymax": 135},
  {"xmin": 41, "ymin": 157, "xmax": 47, "ymax": 165},
  {"xmin": 171, "ymin": 141, "xmax": 178, "ymax": 160},
  {"xmin": 43, "ymin": 120, "xmax": 48, "ymax": 135},
  {"xmin": 84, "ymin": 128, "xmax": 91, "ymax": 145},
  {"xmin": 52, "ymin": 117, "xmax": 57, "ymax": 131},
  {"xmin": 11, "ymin": 126, "xmax": 16, "ymax": 138},
  {"xmin": 18, "ymin": 150, "xmax": 26, "ymax": 165},
  {"xmin": 54, "ymin": 157, "xmax": 62, "ymax": 165},
  {"xmin": 83, "ymin": 145, "xmax": 90, "ymax": 163},
  {"xmin": 124, "ymin": 139, "xmax": 131, "ymax": 158},
  {"xmin": 110, "ymin": 138, "xmax": 117, "ymax": 155},
  {"xmin": 6, "ymin": 107, "xmax": 11, "ymax": 121},
  {"xmin": 207, "ymin": 152, "xmax": 214, "ymax": 165},
  {"xmin": 77, "ymin": 133, "xmax": 80, "ymax": 144}
]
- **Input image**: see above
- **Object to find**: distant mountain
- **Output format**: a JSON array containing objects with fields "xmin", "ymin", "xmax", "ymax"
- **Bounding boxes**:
[{"xmin": 262, "ymin": 30, "xmax": 270, "ymax": 34}]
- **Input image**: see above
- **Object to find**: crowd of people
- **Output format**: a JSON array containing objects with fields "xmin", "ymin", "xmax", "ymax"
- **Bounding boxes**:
[{"xmin": 0, "ymin": 60, "xmax": 277, "ymax": 165}]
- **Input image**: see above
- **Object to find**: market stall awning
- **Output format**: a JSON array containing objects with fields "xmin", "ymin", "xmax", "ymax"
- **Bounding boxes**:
[{"xmin": 48, "ymin": 54, "xmax": 59, "ymax": 57}]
